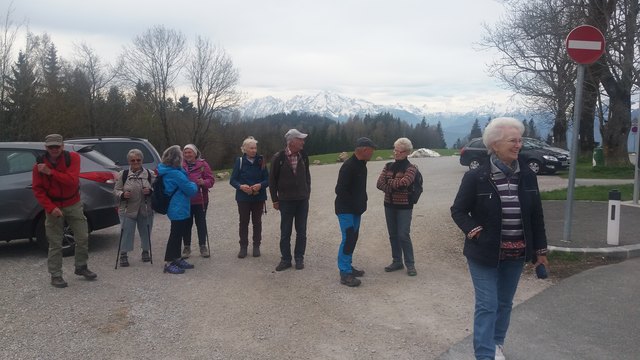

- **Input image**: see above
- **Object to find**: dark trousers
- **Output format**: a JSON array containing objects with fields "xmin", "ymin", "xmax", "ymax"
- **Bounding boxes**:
[
  {"xmin": 279, "ymin": 199, "xmax": 309, "ymax": 262},
  {"xmin": 238, "ymin": 201, "xmax": 265, "ymax": 248},
  {"xmin": 165, "ymin": 218, "xmax": 191, "ymax": 262},
  {"xmin": 184, "ymin": 203, "xmax": 208, "ymax": 247}
]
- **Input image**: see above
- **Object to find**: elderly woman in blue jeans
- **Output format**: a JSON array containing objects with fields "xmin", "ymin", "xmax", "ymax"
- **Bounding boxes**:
[{"xmin": 451, "ymin": 117, "xmax": 549, "ymax": 360}]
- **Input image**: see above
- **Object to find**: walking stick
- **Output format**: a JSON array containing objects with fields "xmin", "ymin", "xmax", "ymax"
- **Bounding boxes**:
[
  {"xmin": 115, "ymin": 227, "xmax": 124, "ymax": 269},
  {"xmin": 200, "ymin": 186, "xmax": 211, "ymax": 259},
  {"xmin": 144, "ymin": 195, "xmax": 153, "ymax": 264}
]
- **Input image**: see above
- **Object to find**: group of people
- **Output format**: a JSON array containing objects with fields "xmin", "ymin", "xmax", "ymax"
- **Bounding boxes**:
[{"xmin": 34, "ymin": 117, "xmax": 549, "ymax": 360}]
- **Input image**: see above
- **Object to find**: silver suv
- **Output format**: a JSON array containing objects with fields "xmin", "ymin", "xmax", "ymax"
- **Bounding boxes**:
[
  {"xmin": 65, "ymin": 137, "xmax": 162, "ymax": 170},
  {"xmin": 0, "ymin": 142, "xmax": 120, "ymax": 255}
]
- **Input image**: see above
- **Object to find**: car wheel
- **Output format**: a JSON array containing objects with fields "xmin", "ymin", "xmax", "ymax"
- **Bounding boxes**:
[
  {"xmin": 527, "ymin": 160, "xmax": 541, "ymax": 174},
  {"xmin": 469, "ymin": 159, "xmax": 481, "ymax": 170},
  {"xmin": 35, "ymin": 216, "xmax": 76, "ymax": 257}
]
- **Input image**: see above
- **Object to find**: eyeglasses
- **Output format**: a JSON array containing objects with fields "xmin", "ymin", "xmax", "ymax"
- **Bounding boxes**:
[
  {"xmin": 393, "ymin": 149, "xmax": 406, "ymax": 153},
  {"xmin": 46, "ymin": 145, "xmax": 61, "ymax": 149},
  {"xmin": 129, "ymin": 159, "xmax": 142, "ymax": 163},
  {"xmin": 500, "ymin": 138, "xmax": 523, "ymax": 145}
]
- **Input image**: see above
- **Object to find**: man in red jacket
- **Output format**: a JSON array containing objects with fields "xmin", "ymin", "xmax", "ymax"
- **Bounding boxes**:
[{"xmin": 32, "ymin": 134, "xmax": 97, "ymax": 288}]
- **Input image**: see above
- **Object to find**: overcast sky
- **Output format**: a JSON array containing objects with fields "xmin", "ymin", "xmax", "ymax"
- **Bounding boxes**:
[{"xmin": 9, "ymin": 0, "xmax": 511, "ymax": 112}]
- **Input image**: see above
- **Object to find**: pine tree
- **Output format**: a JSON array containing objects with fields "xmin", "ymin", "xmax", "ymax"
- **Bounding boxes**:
[
  {"xmin": 3, "ymin": 51, "xmax": 39, "ymax": 140},
  {"xmin": 469, "ymin": 119, "xmax": 482, "ymax": 139}
]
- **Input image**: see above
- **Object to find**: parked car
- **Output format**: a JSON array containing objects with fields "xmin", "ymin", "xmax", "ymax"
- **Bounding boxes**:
[
  {"xmin": 0, "ymin": 142, "xmax": 120, "ymax": 255},
  {"xmin": 459, "ymin": 137, "xmax": 570, "ymax": 174},
  {"xmin": 65, "ymin": 136, "xmax": 162, "ymax": 170},
  {"xmin": 524, "ymin": 137, "xmax": 570, "ymax": 156}
]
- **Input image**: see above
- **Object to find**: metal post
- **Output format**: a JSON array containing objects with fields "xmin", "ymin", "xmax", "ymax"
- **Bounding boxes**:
[
  {"xmin": 634, "ymin": 93, "xmax": 640, "ymax": 204},
  {"xmin": 563, "ymin": 64, "xmax": 585, "ymax": 242},
  {"xmin": 607, "ymin": 189, "xmax": 621, "ymax": 245}
]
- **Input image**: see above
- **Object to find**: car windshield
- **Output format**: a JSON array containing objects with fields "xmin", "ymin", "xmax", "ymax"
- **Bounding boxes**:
[{"xmin": 74, "ymin": 146, "xmax": 119, "ymax": 170}]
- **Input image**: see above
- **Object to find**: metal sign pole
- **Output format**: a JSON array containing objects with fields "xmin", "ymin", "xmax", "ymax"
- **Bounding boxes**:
[
  {"xmin": 634, "ymin": 117, "xmax": 640, "ymax": 205},
  {"xmin": 563, "ymin": 64, "xmax": 585, "ymax": 242}
]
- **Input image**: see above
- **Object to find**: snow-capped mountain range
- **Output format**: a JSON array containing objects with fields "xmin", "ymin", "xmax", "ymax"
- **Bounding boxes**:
[{"xmin": 238, "ymin": 91, "xmax": 549, "ymax": 147}]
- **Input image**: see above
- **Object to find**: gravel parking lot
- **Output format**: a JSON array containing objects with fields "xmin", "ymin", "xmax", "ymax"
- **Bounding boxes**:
[{"xmin": 0, "ymin": 156, "xmax": 551, "ymax": 359}]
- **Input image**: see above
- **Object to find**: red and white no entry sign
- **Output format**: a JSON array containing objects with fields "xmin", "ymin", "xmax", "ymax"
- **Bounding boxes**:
[{"xmin": 566, "ymin": 25, "xmax": 605, "ymax": 64}]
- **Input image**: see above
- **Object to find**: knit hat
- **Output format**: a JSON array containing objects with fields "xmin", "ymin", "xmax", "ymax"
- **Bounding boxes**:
[{"xmin": 183, "ymin": 144, "xmax": 200, "ymax": 158}]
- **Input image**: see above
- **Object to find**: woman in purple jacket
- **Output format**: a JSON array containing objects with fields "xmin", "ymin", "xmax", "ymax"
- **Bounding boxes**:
[{"xmin": 181, "ymin": 144, "xmax": 215, "ymax": 258}]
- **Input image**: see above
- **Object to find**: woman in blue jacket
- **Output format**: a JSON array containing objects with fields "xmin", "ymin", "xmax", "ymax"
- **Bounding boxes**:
[
  {"xmin": 157, "ymin": 145, "xmax": 198, "ymax": 274},
  {"xmin": 229, "ymin": 137, "xmax": 269, "ymax": 258},
  {"xmin": 451, "ymin": 117, "xmax": 549, "ymax": 360}
]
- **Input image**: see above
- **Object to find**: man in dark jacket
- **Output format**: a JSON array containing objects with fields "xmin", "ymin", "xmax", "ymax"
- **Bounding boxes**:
[
  {"xmin": 334, "ymin": 137, "xmax": 376, "ymax": 287},
  {"xmin": 32, "ymin": 134, "xmax": 97, "ymax": 288},
  {"xmin": 269, "ymin": 129, "xmax": 312, "ymax": 271}
]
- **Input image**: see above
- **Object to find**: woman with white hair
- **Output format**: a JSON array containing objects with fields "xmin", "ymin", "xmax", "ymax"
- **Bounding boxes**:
[
  {"xmin": 181, "ymin": 144, "xmax": 214, "ymax": 258},
  {"xmin": 157, "ymin": 145, "xmax": 198, "ymax": 274},
  {"xmin": 451, "ymin": 117, "xmax": 549, "ymax": 360},
  {"xmin": 376, "ymin": 137, "xmax": 420, "ymax": 276},
  {"xmin": 230, "ymin": 136, "xmax": 269, "ymax": 258},
  {"xmin": 114, "ymin": 148, "xmax": 155, "ymax": 266}
]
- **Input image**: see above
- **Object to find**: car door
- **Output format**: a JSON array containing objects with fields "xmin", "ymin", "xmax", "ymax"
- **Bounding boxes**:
[{"xmin": 0, "ymin": 148, "xmax": 43, "ymax": 241}]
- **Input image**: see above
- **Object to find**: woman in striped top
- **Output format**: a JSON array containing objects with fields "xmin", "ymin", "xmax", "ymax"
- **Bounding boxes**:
[{"xmin": 451, "ymin": 117, "xmax": 549, "ymax": 360}]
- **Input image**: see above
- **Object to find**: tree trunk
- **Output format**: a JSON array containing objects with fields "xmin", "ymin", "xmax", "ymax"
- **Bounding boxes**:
[
  {"xmin": 601, "ymin": 94, "xmax": 631, "ymax": 166},
  {"xmin": 552, "ymin": 109, "xmax": 568, "ymax": 148},
  {"xmin": 579, "ymin": 67, "xmax": 598, "ymax": 158}
]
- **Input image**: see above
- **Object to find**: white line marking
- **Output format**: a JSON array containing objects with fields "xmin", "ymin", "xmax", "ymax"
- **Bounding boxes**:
[{"xmin": 568, "ymin": 40, "xmax": 602, "ymax": 50}]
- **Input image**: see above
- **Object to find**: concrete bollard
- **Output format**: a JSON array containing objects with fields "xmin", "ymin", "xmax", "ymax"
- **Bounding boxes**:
[{"xmin": 607, "ymin": 189, "xmax": 621, "ymax": 245}]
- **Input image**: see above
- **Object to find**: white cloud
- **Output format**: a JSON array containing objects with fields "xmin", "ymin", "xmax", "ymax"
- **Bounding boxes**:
[{"xmin": 9, "ymin": 0, "xmax": 511, "ymax": 109}]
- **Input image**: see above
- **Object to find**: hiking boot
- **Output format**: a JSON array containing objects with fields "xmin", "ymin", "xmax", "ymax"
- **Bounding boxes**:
[
  {"xmin": 275, "ymin": 261, "xmax": 292, "ymax": 271},
  {"xmin": 351, "ymin": 267, "xmax": 365, "ymax": 277},
  {"xmin": 164, "ymin": 263, "xmax": 185, "ymax": 274},
  {"xmin": 182, "ymin": 246, "xmax": 191, "ymax": 258},
  {"xmin": 340, "ymin": 274, "xmax": 361, "ymax": 287},
  {"xmin": 51, "ymin": 276, "xmax": 68, "ymax": 288},
  {"xmin": 252, "ymin": 245, "xmax": 261, "ymax": 257},
  {"xmin": 495, "ymin": 345, "xmax": 506, "ymax": 360},
  {"xmin": 119, "ymin": 252, "xmax": 129, "ymax": 267},
  {"xmin": 74, "ymin": 266, "xmax": 97, "ymax": 280},
  {"xmin": 406, "ymin": 265, "xmax": 417, "ymax": 276},
  {"xmin": 200, "ymin": 245, "xmax": 210, "ymax": 258},
  {"xmin": 384, "ymin": 262, "xmax": 404, "ymax": 272},
  {"xmin": 174, "ymin": 259, "xmax": 194, "ymax": 269},
  {"xmin": 141, "ymin": 250, "xmax": 152, "ymax": 262},
  {"xmin": 237, "ymin": 247, "xmax": 248, "ymax": 258},
  {"xmin": 295, "ymin": 259, "xmax": 304, "ymax": 270}
]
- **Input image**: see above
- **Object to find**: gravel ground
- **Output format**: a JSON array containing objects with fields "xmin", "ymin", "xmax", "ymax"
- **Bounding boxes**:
[{"xmin": 0, "ymin": 156, "xmax": 552, "ymax": 360}]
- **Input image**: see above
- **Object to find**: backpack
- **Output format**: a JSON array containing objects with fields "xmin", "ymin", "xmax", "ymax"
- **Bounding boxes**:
[
  {"xmin": 408, "ymin": 165, "xmax": 423, "ymax": 205},
  {"xmin": 122, "ymin": 168, "xmax": 152, "ymax": 184},
  {"xmin": 150, "ymin": 174, "xmax": 178, "ymax": 214}
]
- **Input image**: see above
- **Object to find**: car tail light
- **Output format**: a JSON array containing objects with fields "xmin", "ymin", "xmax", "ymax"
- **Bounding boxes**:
[
  {"xmin": 460, "ymin": 148, "xmax": 466, "ymax": 155},
  {"xmin": 80, "ymin": 171, "xmax": 117, "ymax": 184}
]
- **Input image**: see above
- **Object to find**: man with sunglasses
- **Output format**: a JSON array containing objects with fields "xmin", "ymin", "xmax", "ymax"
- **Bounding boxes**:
[{"xmin": 32, "ymin": 134, "xmax": 97, "ymax": 288}]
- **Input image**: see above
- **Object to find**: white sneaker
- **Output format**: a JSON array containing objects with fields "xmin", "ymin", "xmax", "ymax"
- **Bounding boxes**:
[{"xmin": 495, "ymin": 344, "xmax": 506, "ymax": 360}]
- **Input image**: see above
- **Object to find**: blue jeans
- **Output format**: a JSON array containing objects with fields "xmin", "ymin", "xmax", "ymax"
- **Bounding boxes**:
[
  {"xmin": 384, "ymin": 207, "xmax": 414, "ymax": 266},
  {"xmin": 467, "ymin": 258, "xmax": 525, "ymax": 360},
  {"xmin": 337, "ymin": 214, "xmax": 361, "ymax": 275},
  {"xmin": 119, "ymin": 212, "xmax": 153, "ymax": 252},
  {"xmin": 279, "ymin": 199, "xmax": 309, "ymax": 262}
]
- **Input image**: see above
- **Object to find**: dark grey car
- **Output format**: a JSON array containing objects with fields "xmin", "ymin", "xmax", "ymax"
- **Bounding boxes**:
[
  {"xmin": 0, "ymin": 142, "xmax": 120, "ymax": 255},
  {"xmin": 65, "ymin": 137, "xmax": 162, "ymax": 170}
]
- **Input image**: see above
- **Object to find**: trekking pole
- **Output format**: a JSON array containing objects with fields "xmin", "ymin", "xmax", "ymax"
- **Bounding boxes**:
[
  {"xmin": 144, "ymin": 195, "xmax": 153, "ymax": 264},
  {"xmin": 115, "ymin": 227, "xmax": 124, "ymax": 269},
  {"xmin": 139, "ymin": 176, "xmax": 153, "ymax": 264},
  {"xmin": 200, "ymin": 186, "xmax": 211, "ymax": 259}
]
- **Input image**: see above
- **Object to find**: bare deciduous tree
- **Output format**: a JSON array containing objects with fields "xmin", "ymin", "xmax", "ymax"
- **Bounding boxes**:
[
  {"xmin": 185, "ymin": 36, "xmax": 242, "ymax": 149},
  {"xmin": 118, "ymin": 25, "xmax": 187, "ymax": 147},
  {"xmin": 73, "ymin": 42, "xmax": 115, "ymax": 135},
  {"xmin": 480, "ymin": 0, "xmax": 581, "ymax": 148},
  {"xmin": 0, "ymin": 2, "xmax": 22, "ymax": 108}
]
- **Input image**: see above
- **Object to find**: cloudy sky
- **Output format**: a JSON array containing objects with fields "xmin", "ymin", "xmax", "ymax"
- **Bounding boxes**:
[{"xmin": 9, "ymin": 0, "xmax": 511, "ymax": 112}]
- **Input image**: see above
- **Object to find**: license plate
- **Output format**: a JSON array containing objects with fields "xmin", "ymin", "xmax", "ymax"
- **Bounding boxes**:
[{"xmin": 561, "ymin": 161, "xmax": 569, "ymax": 166}]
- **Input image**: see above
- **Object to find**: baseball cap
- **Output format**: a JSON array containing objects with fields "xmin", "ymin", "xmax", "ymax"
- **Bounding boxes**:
[
  {"xmin": 44, "ymin": 134, "xmax": 64, "ymax": 146},
  {"xmin": 285, "ymin": 129, "xmax": 308, "ymax": 141},
  {"xmin": 355, "ymin": 137, "xmax": 377, "ymax": 149}
]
